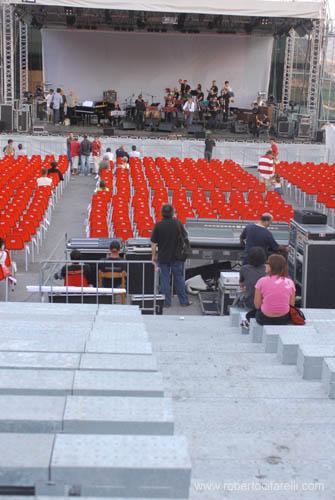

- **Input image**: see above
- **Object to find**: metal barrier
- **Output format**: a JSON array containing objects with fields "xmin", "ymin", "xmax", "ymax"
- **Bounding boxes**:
[{"xmin": 39, "ymin": 259, "xmax": 160, "ymax": 313}]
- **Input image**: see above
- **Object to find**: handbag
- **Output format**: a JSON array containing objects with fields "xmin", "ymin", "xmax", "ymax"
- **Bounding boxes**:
[
  {"xmin": 174, "ymin": 220, "xmax": 192, "ymax": 262},
  {"xmin": 289, "ymin": 305, "xmax": 306, "ymax": 325}
]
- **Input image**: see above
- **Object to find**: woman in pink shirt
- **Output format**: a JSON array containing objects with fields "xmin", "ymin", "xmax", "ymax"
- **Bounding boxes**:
[{"xmin": 254, "ymin": 254, "xmax": 295, "ymax": 325}]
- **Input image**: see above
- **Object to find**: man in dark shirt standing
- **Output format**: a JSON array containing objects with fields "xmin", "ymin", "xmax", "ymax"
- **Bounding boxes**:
[
  {"xmin": 135, "ymin": 94, "xmax": 146, "ymax": 130},
  {"xmin": 151, "ymin": 204, "xmax": 191, "ymax": 307},
  {"xmin": 240, "ymin": 213, "xmax": 280, "ymax": 264},
  {"xmin": 204, "ymin": 133, "xmax": 216, "ymax": 161}
]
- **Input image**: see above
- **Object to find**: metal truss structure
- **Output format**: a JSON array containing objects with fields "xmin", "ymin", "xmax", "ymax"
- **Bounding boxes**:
[
  {"xmin": 19, "ymin": 19, "xmax": 29, "ymax": 99},
  {"xmin": 0, "ymin": 2, "xmax": 29, "ymax": 105},
  {"xmin": 307, "ymin": 17, "xmax": 327, "ymax": 134},
  {"xmin": 1, "ymin": 2, "xmax": 15, "ymax": 104},
  {"xmin": 281, "ymin": 30, "xmax": 295, "ymax": 111}
]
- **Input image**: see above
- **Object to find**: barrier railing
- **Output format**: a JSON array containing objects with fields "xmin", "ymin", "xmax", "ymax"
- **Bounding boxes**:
[{"xmin": 36, "ymin": 259, "xmax": 159, "ymax": 313}]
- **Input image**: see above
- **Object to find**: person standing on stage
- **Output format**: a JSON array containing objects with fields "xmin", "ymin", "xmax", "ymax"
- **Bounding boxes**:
[
  {"xmin": 52, "ymin": 88, "xmax": 63, "ymax": 125},
  {"xmin": 240, "ymin": 213, "xmax": 280, "ymax": 264},
  {"xmin": 46, "ymin": 89, "xmax": 54, "ymax": 123},
  {"xmin": 151, "ymin": 204, "xmax": 191, "ymax": 308},
  {"xmin": 183, "ymin": 96, "xmax": 196, "ymax": 129},
  {"xmin": 204, "ymin": 134, "xmax": 216, "ymax": 161},
  {"xmin": 80, "ymin": 134, "xmax": 91, "ymax": 176},
  {"xmin": 258, "ymin": 150, "xmax": 275, "ymax": 190},
  {"xmin": 135, "ymin": 95, "xmax": 146, "ymax": 130},
  {"xmin": 60, "ymin": 89, "xmax": 67, "ymax": 124},
  {"xmin": 91, "ymin": 136, "xmax": 102, "ymax": 175}
]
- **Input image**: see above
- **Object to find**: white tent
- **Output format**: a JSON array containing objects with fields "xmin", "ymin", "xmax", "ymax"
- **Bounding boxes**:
[{"xmin": 10, "ymin": 0, "xmax": 323, "ymax": 19}]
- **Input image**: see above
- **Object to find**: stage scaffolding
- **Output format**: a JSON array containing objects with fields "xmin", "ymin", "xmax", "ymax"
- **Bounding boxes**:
[{"xmin": 0, "ymin": 1, "xmax": 331, "ymax": 137}]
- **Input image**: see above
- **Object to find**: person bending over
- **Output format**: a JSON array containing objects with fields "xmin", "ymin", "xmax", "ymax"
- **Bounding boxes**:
[
  {"xmin": 240, "ymin": 213, "xmax": 280, "ymax": 264},
  {"xmin": 254, "ymin": 254, "xmax": 295, "ymax": 326}
]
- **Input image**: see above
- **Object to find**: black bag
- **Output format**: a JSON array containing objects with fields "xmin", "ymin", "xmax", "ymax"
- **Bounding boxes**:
[{"xmin": 174, "ymin": 220, "xmax": 192, "ymax": 261}]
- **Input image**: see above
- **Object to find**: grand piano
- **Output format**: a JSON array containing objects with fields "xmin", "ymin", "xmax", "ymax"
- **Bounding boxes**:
[{"xmin": 75, "ymin": 100, "xmax": 107, "ymax": 125}]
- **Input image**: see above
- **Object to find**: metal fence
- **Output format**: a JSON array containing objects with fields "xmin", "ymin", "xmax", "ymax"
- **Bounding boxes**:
[{"xmin": 38, "ymin": 259, "xmax": 160, "ymax": 313}]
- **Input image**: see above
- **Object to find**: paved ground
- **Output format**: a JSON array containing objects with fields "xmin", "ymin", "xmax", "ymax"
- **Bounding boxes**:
[{"xmin": 145, "ymin": 315, "xmax": 335, "ymax": 500}]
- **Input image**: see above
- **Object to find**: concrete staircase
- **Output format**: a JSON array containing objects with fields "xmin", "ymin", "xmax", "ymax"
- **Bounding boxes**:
[
  {"xmin": 144, "ymin": 313, "xmax": 335, "ymax": 500},
  {"xmin": 0, "ymin": 303, "xmax": 191, "ymax": 499}
]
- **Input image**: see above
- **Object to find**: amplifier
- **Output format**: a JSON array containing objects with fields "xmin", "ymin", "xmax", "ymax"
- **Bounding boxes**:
[
  {"xmin": 187, "ymin": 123, "xmax": 204, "ymax": 134},
  {"xmin": 294, "ymin": 209, "xmax": 327, "ymax": 225},
  {"xmin": 298, "ymin": 122, "xmax": 311, "ymax": 138},
  {"xmin": 103, "ymin": 128, "xmax": 115, "ymax": 136},
  {"xmin": 234, "ymin": 121, "xmax": 248, "ymax": 134},
  {"xmin": 277, "ymin": 120, "xmax": 290, "ymax": 136},
  {"xmin": 0, "ymin": 104, "xmax": 14, "ymax": 131},
  {"xmin": 122, "ymin": 121, "xmax": 136, "ymax": 130},
  {"xmin": 158, "ymin": 122, "xmax": 174, "ymax": 132}
]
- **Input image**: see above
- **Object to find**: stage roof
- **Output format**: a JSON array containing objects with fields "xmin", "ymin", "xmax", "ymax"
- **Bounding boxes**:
[{"xmin": 11, "ymin": 0, "xmax": 323, "ymax": 19}]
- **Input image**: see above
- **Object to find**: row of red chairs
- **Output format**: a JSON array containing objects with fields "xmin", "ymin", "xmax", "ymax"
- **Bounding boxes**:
[
  {"xmin": 88, "ymin": 156, "xmax": 294, "ymax": 242},
  {"xmin": 0, "ymin": 155, "xmax": 68, "ymax": 271}
]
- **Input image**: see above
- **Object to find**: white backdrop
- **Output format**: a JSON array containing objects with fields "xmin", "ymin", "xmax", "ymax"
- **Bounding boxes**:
[{"xmin": 41, "ymin": 30, "xmax": 273, "ymax": 107}]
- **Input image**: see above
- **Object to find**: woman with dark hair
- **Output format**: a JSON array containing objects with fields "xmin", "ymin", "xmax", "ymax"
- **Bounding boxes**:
[
  {"xmin": 254, "ymin": 254, "xmax": 295, "ymax": 325},
  {"xmin": 239, "ymin": 247, "xmax": 267, "ymax": 328}
]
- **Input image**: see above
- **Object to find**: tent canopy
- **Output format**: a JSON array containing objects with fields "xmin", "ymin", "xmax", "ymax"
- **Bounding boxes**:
[{"xmin": 11, "ymin": 0, "xmax": 323, "ymax": 19}]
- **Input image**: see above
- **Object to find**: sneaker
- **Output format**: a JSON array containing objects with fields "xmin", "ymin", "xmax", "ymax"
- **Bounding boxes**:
[
  {"xmin": 8, "ymin": 276, "xmax": 17, "ymax": 285},
  {"xmin": 180, "ymin": 301, "xmax": 192, "ymax": 307},
  {"xmin": 240, "ymin": 319, "xmax": 250, "ymax": 329}
]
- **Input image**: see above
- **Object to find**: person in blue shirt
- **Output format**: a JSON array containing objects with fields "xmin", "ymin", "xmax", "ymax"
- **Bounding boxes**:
[{"xmin": 240, "ymin": 213, "xmax": 280, "ymax": 264}]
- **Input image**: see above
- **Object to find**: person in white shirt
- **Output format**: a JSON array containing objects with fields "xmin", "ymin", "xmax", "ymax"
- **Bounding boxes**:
[
  {"xmin": 183, "ymin": 96, "xmax": 196, "ymax": 129},
  {"xmin": 128, "ymin": 145, "xmax": 141, "ymax": 159},
  {"xmin": 104, "ymin": 148, "xmax": 114, "ymax": 162},
  {"xmin": 16, "ymin": 144, "xmax": 27, "ymax": 157},
  {"xmin": 51, "ymin": 88, "xmax": 63, "ymax": 125},
  {"xmin": 37, "ymin": 167, "xmax": 53, "ymax": 187},
  {"xmin": 46, "ymin": 89, "xmax": 54, "ymax": 123}
]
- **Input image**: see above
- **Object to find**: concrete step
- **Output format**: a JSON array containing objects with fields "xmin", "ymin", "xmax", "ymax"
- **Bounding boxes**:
[
  {"xmin": 73, "ymin": 370, "xmax": 164, "ymax": 397},
  {"xmin": 0, "ymin": 369, "xmax": 74, "ymax": 396},
  {"xmin": 250, "ymin": 319, "xmax": 264, "ymax": 343},
  {"xmin": 262, "ymin": 325, "xmax": 317, "ymax": 353},
  {"xmin": 322, "ymin": 358, "xmax": 335, "ymax": 398},
  {"xmin": 0, "ymin": 433, "xmax": 191, "ymax": 498},
  {"xmin": 1, "ymin": 321, "xmax": 91, "ymax": 335},
  {"xmin": 88, "ymin": 327, "xmax": 149, "ymax": 342},
  {"xmin": 63, "ymin": 396, "xmax": 174, "ymax": 434},
  {"xmin": 0, "ymin": 369, "xmax": 164, "ymax": 397},
  {"xmin": 297, "ymin": 345, "xmax": 335, "ymax": 380},
  {"xmin": 0, "ymin": 352, "xmax": 80, "ymax": 370},
  {"xmin": 50, "ymin": 434, "xmax": 191, "ymax": 498},
  {"xmin": 0, "ymin": 335, "xmax": 87, "ymax": 353},
  {"xmin": 0, "ymin": 433, "xmax": 54, "ymax": 486},
  {"xmin": 0, "ymin": 395, "xmax": 65, "ymax": 432},
  {"xmin": 278, "ymin": 331, "xmax": 335, "ymax": 365},
  {"xmin": 302, "ymin": 308, "xmax": 335, "ymax": 320},
  {"xmin": 80, "ymin": 353, "xmax": 158, "ymax": 372},
  {"xmin": 0, "ymin": 395, "xmax": 174, "ymax": 435},
  {"xmin": 85, "ymin": 339, "xmax": 152, "ymax": 355}
]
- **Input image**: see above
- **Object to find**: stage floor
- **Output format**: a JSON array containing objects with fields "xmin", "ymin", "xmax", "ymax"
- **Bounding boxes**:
[{"xmin": 38, "ymin": 121, "xmax": 320, "ymax": 145}]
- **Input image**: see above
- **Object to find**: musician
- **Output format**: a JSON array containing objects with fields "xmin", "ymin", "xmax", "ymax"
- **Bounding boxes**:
[
  {"xmin": 135, "ymin": 94, "xmax": 146, "ymax": 130},
  {"xmin": 219, "ymin": 89, "xmax": 231, "ymax": 122},
  {"xmin": 208, "ymin": 95, "xmax": 220, "ymax": 127},
  {"xmin": 108, "ymin": 100, "xmax": 120, "ymax": 126},
  {"xmin": 183, "ymin": 96, "xmax": 196, "ymax": 129},
  {"xmin": 184, "ymin": 81, "xmax": 191, "ymax": 97},
  {"xmin": 178, "ymin": 79, "xmax": 185, "ymax": 97},
  {"xmin": 209, "ymin": 80, "xmax": 218, "ymax": 97},
  {"xmin": 196, "ymin": 84, "xmax": 204, "ymax": 103},
  {"xmin": 250, "ymin": 102, "xmax": 261, "ymax": 137},
  {"xmin": 253, "ymin": 112, "xmax": 270, "ymax": 139},
  {"xmin": 164, "ymin": 90, "xmax": 175, "ymax": 123}
]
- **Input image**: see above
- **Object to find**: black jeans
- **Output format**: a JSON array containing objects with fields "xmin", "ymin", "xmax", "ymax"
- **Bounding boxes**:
[
  {"xmin": 256, "ymin": 309, "xmax": 290, "ymax": 326},
  {"xmin": 246, "ymin": 308, "xmax": 257, "ymax": 322}
]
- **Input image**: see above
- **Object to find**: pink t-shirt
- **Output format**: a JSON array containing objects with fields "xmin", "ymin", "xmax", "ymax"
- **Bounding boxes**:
[{"xmin": 255, "ymin": 275, "xmax": 295, "ymax": 316}]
